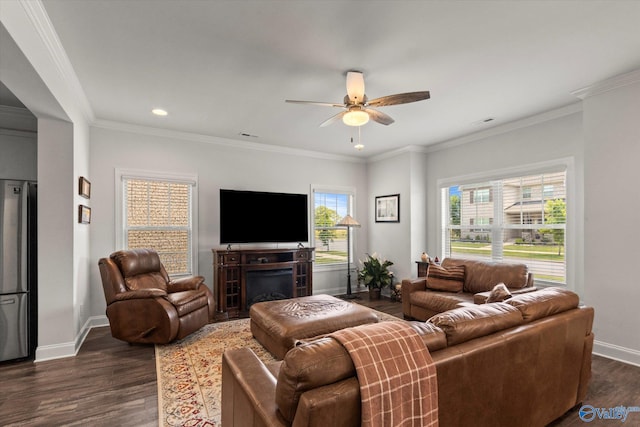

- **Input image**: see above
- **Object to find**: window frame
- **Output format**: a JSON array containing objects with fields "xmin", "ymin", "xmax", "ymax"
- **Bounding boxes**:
[
  {"xmin": 310, "ymin": 185, "xmax": 356, "ymax": 271},
  {"xmin": 115, "ymin": 168, "xmax": 198, "ymax": 278},
  {"xmin": 437, "ymin": 158, "xmax": 575, "ymax": 288}
]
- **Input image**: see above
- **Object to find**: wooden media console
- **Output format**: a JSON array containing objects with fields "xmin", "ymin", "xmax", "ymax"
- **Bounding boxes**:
[{"xmin": 212, "ymin": 247, "xmax": 314, "ymax": 319}]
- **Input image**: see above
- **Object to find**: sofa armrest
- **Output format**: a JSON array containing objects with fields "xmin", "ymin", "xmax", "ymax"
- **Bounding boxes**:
[
  {"xmin": 168, "ymin": 275, "xmax": 205, "ymax": 292},
  {"xmin": 401, "ymin": 278, "xmax": 427, "ymax": 319},
  {"xmin": 113, "ymin": 288, "xmax": 167, "ymax": 301},
  {"xmin": 293, "ymin": 377, "xmax": 361, "ymax": 427},
  {"xmin": 222, "ymin": 348, "xmax": 285, "ymax": 427}
]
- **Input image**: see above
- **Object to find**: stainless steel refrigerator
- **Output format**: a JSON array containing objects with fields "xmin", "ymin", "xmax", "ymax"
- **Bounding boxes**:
[{"xmin": 0, "ymin": 180, "xmax": 37, "ymax": 362}]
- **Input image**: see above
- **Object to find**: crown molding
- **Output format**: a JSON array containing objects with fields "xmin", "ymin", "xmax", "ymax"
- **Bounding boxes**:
[
  {"xmin": 421, "ymin": 102, "xmax": 583, "ymax": 154},
  {"xmin": 92, "ymin": 119, "xmax": 366, "ymax": 164},
  {"xmin": 367, "ymin": 145, "xmax": 428, "ymax": 163},
  {"xmin": 572, "ymin": 68, "xmax": 640, "ymax": 100},
  {"xmin": 0, "ymin": 105, "xmax": 36, "ymax": 120},
  {"xmin": 0, "ymin": 105, "xmax": 37, "ymax": 132},
  {"xmin": 18, "ymin": 0, "xmax": 95, "ymax": 123}
]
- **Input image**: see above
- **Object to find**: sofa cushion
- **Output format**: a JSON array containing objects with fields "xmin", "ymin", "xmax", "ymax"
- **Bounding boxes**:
[
  {"xmin": 428, "ymin": 303, "xmax": 523, "ymax": 346},
  {"xmin": 407, "ymin": 321, "xmax": 448, "ymax": 352},
  {"xmin": 426, "ymin": 263, "xmax": 465, "ymax": 292},
  {"xmin": 410, "ymin": 290, "xmax": 473, "ymax": 314},
  {"xmin": 123, "ymin": 271, "xmax": 168, "ymax": 291},
  {"xmin": 486, "ymin": 283, "xmax": 512, "ymax": 303},
  {"xmin": 111, "ymin": 248, "xmax": 169, "ymax": 291},
  {"xmin": 441, "ymin": 258, "xmax": 529, "ymax": 293},
  {"xmin": 506, "ymin": 287, "xmax": 579, "ymax": 322}
]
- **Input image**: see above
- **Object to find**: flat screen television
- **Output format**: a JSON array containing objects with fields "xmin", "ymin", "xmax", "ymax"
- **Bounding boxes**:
[{"xmin": 220, "ymin": 189, "xmax": 309, "ymax": 244}]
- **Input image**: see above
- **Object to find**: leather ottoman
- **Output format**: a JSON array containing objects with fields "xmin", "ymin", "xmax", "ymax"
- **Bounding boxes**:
[{"xmin": 249, "ymin": 294, "xmax": 379, "ymax": 359}]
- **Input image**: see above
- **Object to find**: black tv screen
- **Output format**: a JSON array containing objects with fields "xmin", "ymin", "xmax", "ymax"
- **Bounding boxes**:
[{"xmin": 220, "ymin": 189, "xmax": 309, "ymax": 244}]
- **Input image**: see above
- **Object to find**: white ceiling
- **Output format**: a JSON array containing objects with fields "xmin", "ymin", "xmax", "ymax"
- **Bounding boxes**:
[{"xmin": 38, "ymin": 0, "xmax": 640, "ymax": 158}]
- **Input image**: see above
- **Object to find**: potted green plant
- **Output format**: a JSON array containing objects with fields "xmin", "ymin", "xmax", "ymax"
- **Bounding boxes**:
[{"xmin": 358, "ymin": 253, "xmax": 394, "ymax": 300}]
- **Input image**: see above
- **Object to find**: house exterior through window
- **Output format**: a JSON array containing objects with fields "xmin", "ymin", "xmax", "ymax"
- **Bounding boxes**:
[{"xmin": 442, "ymin": 170, "xmax": 566, "ymax": 284}]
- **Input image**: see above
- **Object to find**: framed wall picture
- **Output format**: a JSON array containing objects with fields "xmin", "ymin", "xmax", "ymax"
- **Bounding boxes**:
[
  {"xmin": 79, "ymin": 176, "xmax": 91, "ymax": 199},
  {"xmin": 78, "ymin": 205, "xmax": 91, "ymax": 224},
  {"xmin": 375, "ymin": 194, "xmax": 400, "ymax": 222}
]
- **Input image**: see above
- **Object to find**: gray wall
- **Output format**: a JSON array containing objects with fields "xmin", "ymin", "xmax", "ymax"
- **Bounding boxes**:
[
  {"xmin": 0, "ymin": 129, "xmax": 36, "ymax": 180},
  {"xmin": 88, "ymin": 125, "xmax": 369, "ymax": 316}
]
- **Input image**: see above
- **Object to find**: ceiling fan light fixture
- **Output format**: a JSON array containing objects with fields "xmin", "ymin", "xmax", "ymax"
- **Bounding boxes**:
[{"xmin": 342, "ymin": 109, "xmax": 369, "ymax": 126}]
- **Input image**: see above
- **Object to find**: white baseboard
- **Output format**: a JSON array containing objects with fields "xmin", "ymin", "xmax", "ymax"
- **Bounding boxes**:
[
  {"xmin": 593, "ymin": 340, "xmax": 640, "ymax": 368},
  {"xmin": 34, "ymin": 315, "xmax": 109, "ymax": 362}
]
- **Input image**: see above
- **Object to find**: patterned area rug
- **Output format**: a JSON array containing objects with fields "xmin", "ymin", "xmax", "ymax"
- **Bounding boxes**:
[{"xmin": 156, "ymin": 307, "xmax": 397, "ymax": 427}]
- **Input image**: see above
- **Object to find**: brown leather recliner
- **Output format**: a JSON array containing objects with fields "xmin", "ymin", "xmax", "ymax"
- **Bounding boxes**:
[{"xmin": 98, "ymin": 248, "xmax": 215, "ymax": 344}]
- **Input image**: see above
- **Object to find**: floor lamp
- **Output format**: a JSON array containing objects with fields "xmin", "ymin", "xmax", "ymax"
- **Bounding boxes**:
[{"xmin": 337, "ymin": 214, "xmax": 360, "ymax": 299}]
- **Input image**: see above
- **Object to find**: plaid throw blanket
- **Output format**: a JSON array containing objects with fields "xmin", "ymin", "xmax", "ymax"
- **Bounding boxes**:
[{"xmin": 331, "ymin": 321, "xmax": 438, "ymax": 427}]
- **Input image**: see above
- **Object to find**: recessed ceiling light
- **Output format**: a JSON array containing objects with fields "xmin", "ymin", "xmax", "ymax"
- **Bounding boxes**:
[{"xmin": 152, "ymin": 108, "xmax": 168, "ymax": 116}]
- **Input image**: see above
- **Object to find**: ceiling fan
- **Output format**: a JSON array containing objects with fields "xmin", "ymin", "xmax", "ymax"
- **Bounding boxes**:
[{"xmin": 285, "ymin": 71, "xmax": 430, "ymax": 127}]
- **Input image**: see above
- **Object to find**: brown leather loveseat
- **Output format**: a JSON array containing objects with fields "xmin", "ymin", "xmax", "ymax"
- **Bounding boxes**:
[
  {"xmin": 222, "ymin": 287, "xmax": 593, "ymax": 426},
  {"xmin": 402, "ymin": 257, "xmax": 536, "ymax": 320},
  {"xmin": 99, "ymin": 248, "xmax": 215, "ymax": 344}
]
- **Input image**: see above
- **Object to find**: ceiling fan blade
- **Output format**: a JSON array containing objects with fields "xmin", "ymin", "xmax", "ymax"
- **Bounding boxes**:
[
  {"xmin": 286, "ymin": 100, "xmax": 344, "ymax": 108},
  {"xmin": 365, "ymin": 108, "xmax": 395, "ymax": 126},
  {"xmin": 320, "ymin": 111, "xmax": 347, "ymax": 127},
  {"xmin": 346, "ymin": 71, "xmax": 365, "ymax": 104},
  {"xmin": 366, "ymin": 91, "xmax": 431, "ymax": 107}
]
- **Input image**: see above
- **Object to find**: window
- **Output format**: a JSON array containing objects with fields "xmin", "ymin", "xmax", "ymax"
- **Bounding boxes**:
[
  {"xmin": 471, "ymin": 188, "xmax": 491, "ymax": 204},
  {"xmin": 312, "ymin": 188, "xmax": 354, "ymax": 266},
  {"xmin": 117, "ymin": 170, "xmax": 197, "ymax": 277},
  {"xmin": 443, "ymin": 171, "xmax": 566, "ymax": 284}
]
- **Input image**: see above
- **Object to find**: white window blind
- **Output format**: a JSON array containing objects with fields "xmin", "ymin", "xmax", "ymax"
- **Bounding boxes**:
[
  {"xmin": 122, "ymin": 177, "xmax": 194, "ymax": 276},
  {"xmin": 443, "ymin": 170, "xmax": 566, "ymax": 284}
]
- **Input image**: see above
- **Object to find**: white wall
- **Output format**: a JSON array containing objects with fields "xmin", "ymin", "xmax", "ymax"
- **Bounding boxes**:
[
  {"xmin": 88, "ymin": 125, "xmax": 369, "ymax": 316},
  {"xmin": 367, "ymin": 151, "xmax": 414, "ymax": 283},
  {"xmin": 2, "ymin": 5, "xmax": 93, "ymax": 361},
  {"xmin": 36, "ymin": 118, "xmax": 76, "ymax": 354},
  {"xmin": 73, "ymin": 123, "xmax": 91, "ymax": 337},
  {"xmin": 424, "ymin": 109, "xmax": 584, "ymax": 289},
  {"xmin": 581, "ymin": 73, "xmax": 640, "ymax": 366}
]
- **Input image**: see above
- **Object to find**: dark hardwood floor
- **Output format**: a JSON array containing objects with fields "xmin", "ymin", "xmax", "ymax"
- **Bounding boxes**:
[{"xmin": 1, "ymin": 293, "xmax": 638, "ymax": 426}]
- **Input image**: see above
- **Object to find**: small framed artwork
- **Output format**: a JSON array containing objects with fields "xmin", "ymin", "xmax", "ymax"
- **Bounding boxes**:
[
  {"xmin": 375, "ymin": 194, "xmax": 400, "ymax": 223},
  {"xmin": 79, "ymin": 176, "xmax": 91, "ymax": 199},
  {"xmin": 78, "ymin": 205, "xmax": 91, "ymax": 224}
]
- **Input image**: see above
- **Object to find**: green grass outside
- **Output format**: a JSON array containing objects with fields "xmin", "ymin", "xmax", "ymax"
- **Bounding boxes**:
[
  {"xmin": 534, "ymin": 274, "xmax": 565, "ymax": 282},
  {"xmin": 315, "ymin": 250, "xmax": 347, "ymax": 264},
  {"xmin": 451, "ymin": 242, "xmax": 564, "ymax": 262}
]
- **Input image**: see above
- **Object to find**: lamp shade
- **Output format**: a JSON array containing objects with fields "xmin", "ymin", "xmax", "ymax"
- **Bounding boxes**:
[
  {"xmin": 342, "ymin": 109, "xmax": 369, "ymax": 126},
  {"xmin": 337, "ymin": 214, "xmax": 361, "ymax": 227}
]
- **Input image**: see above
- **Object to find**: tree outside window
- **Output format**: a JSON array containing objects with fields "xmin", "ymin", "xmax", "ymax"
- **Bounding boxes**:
[{"xmin": 313, "ymin": 191, "xmax": 351, "ymax": 265}]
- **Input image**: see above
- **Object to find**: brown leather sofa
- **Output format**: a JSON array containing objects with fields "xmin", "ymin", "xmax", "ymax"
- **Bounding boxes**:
[
  {"xmin": 402, "ymin": 257, "xmax": 536, "ymax": 320},
  {"xmin": 98, "ymin": 248, "xmax": 215, "ymax": 344},
  {"xmin": 222, "ymin": 287, "xmax": 594, "ymax": 427}
]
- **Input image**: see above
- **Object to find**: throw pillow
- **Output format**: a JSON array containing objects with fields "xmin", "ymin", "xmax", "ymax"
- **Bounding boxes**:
[
  {"xmin": 486, "ymin": 283, "xmax": 512, "ymax": 303},
  {"xmin": 426, "ymin": 263, "xmax": 465, "ymax": 292}
]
